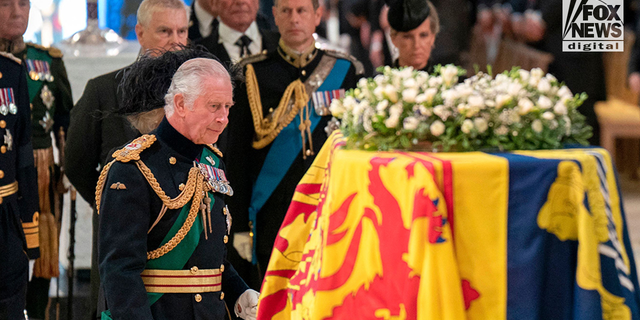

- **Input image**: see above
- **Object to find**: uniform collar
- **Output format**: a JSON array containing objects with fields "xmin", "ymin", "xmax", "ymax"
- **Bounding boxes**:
[
  {"xmin": 155, "ymin": 117, "xmax": 203, "ymax": 161},
  {"xmin": 0, "ymin": 37, "xmax": 25, "ymax": 55},
  {"xmin": 277, "ymin": 39, "xmax": 318, "ymax": 68}
]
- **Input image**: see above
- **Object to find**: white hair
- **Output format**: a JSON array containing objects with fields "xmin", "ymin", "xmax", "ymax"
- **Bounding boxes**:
[
  {"xmin": 137, "ymin": 0, "xmax": 190, "ymax": 27},
  {"xmin": 164, "ymin": 58, "xmax": 231, "ymax": 117}
]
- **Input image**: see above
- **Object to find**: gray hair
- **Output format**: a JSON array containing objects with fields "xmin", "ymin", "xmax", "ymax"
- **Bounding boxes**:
[
  {"xmin": 137, "ymin": 0, "xmax": 190, "ymax": 27},
  {"xmin": 164, "ymin": 58, "xmax": 231, "ymax": 117}
]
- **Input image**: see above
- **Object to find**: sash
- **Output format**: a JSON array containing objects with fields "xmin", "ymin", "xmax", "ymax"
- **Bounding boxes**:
[
  {"xmin": 248, "ymin": 58, "xmax": 351, "ymax": 264},
  {"xmin": 101, "ymin": 150, "xmax": 219, "ymax": 319},
  {"xmin": 25, "ymin": 46, "xmax": 51, "ymax": 102}
]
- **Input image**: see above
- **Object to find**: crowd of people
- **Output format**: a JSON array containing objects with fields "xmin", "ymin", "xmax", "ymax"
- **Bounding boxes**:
[{"xmin": 1, "ymin": 0, "xmax": 640, "ymax": 319}]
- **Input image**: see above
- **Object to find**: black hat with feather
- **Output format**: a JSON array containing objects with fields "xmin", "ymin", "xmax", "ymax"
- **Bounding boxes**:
[{"xmin": 386, "ymin": 0, "xmax": 431, "ymax": 32}]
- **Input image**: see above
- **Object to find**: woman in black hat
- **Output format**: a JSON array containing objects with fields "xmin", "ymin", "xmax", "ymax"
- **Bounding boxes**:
[{"xmin": 387, "ymin": 0, "xmax": 439, "ymax": 72}]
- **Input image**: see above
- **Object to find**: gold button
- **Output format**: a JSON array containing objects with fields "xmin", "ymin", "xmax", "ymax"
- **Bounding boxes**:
[
  {"xmin": 0, "ymin": 71, "xmax": 3, "ymax": 79},
  {"xmin": 0, "ymin": 170, "xmax": 5, "ymax": 179},
  {"xmin": 169, "ymin": 157, "xmax": 176, "ymax": 165},
  {"xmin": 30, "ymin": 103, "xmax": 33, "ymax": 110},
  {"xmin": 1, "ymin": 146, "xmax": 6, "ymax": 154},
  {"xmin": 195, "ymin": 294, "xmax": 202, "ymax": 302},
  {"xmin": 179, "ymin": 183, "xmax": 185, "ymax": 191},
  {"xmin": 0, "ymin": 197, "xmax": 3, "ymax": 204},
  {"xmin": 220, "ymin": 292, "xmax": 225, "ymax": 300},
  {"xmin": 220, "ymin": 264, "xmax": 225, "ymax": 272},
  {"xmin": 301, "ymin": 70, "xmax": 306, "ymax": 76},
  {"xmin": 268, "ymin": 108, "xmax": 274, "ymax": 113},
  {"xmin": 223, "ymin": 235, "xmax": 228, "ymax": 244},
  {"xmin": 262, "ymin": 50, "xmax": 267, "ymax": 54},
  {"xmin": 190, "ymin": 266, "xmax": 198, "ymax": 274},
  {"xmin": 0, "ymin": 120, "xmax": 5, "ymax": 128}
]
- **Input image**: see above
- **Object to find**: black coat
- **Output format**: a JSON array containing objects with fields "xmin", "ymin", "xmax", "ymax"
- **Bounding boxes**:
[
  {"xmin": 225, "ymin": 44, "xmax": 363, "ymax": 271},
  {"xmin": 98, "ymin": 118, "xmax": 248, "ymax": 320},
  {"xmin": 0, "ymin": 53, "xmax": 40, "ymax": 304},
  {"xmin": 65, "ymin": 67, "xmax": 140, "ymax": 204}
]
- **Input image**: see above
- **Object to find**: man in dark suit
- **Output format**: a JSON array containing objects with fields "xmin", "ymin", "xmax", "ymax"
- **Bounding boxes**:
[
  {"xmin": 65, "ymin": 0, "xmax": 189, "ymax": 318},
  {"xmin": 189, "ymin": 0, "xmax": 219, "ymax": 41},
  {"xmin": 226, "ymin": 0, "xmax": 363, "ymax": 285},
  {"xmin": 0, "ymin": 51, "xmax": 40, "ymax": 320},
  {"xmin": 197, "ymin": 0, "xmax": 279, "ymax": 65}
]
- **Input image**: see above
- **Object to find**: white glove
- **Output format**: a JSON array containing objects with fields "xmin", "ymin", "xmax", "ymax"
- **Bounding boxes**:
[
  {"xmin": 235, "ymin": 289, "xmax": 259, "ymax": 320},
  {"xmin": 29, "ymin": 260, "xmax": 35, "ymax": 281},
  {"xmin": 233, "ymin": 232, "xmax": 253, "ymax": 262}
]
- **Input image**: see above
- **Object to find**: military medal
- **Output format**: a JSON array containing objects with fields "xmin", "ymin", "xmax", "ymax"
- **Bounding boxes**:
[
  {"xmin": 26, "ymin": 59, "xmax": 40, "ymax": 81},
  {"xmin": 312, "ymin": 89, "xmax": 345, "ymax": 116},
  {"xmin": 42, "ymin": 61, "xmax": 54, "ymax": 82},
  {"xmin": 40, "ymin": 85, "xmax": 54, "ymax": 109},
  {"xmin": 197, "ymin": 162, "xmax": 234, "ymax": 196},
  {"xmin": 0, "ymin": 87, "xmax": 16, "ymax": 116},
  {"xmin": 4, "ymin": 129, "xmax": 12, "ymax": 151}
]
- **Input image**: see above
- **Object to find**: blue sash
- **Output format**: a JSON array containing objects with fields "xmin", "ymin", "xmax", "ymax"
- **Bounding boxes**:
[{"xmin": 248, "ymin": 58, "xmax": 351, "ymax": 264}]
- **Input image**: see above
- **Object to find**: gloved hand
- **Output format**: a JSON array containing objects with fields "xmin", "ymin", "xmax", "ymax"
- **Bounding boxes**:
[
  {"xmin": 235, "ymin": 289, "xmax": 259, "ymax": 320},
  {"xmin": 29, "ymin": 259, "xmax": 35, "ymax": 281},
  {"xmin": 233, "ymin": 232, "xmax": 253, "ymax": 262}
]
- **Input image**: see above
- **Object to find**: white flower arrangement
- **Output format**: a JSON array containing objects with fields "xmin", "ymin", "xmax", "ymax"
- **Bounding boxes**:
[{"xmin": 330, "ymin": 65, "xmax": 591, "ymax": 152}]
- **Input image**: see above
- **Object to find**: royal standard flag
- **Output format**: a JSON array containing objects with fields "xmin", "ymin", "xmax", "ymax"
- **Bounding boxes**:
[{"xmin": 258, "ymin": 133, "xmax": 640, "ymax": 320}]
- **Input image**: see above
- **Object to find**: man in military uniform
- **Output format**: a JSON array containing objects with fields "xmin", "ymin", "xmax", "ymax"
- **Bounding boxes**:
[
  {"xmin": 98, "ymin": 53, "xmax": 259, "ymax": 320},
  {"xmin": 0, "ymin": 1, "xmax": 74, "ymax": 318},
  {"xmin": 0, "ymin": 51, "xmax": 40, "ymax": 320},
  {"xmin": 65, "ymin": 0, "xmax": 189, "ymax": 317},
  {"xmin": 226, "ymin": 0, "xmax": 364, "ymax": 281}
]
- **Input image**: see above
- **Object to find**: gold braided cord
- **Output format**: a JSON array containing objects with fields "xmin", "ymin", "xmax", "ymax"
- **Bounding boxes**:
[
  {"xmin": 147, "ymin": 176, "xmax": 204, "ymax": 260},
  {"xmin": 246, "ymin": 63, "xmax": 309, "ymax": 149},
  {"xmin": 135, "ymin": 161, "xmax": 200, "ymax": 209},
  {"xmin": 95, "ymin": 160, "xmax": 116, "ymax": 216}
]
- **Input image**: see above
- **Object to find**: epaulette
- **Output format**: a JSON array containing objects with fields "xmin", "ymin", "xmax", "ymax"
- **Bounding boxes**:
[
  {"xmin": 26, "ymin": 42, "xmax": 63, "ymax": 58},
  {"xmin": 237, "ymin": 51, "xmax": 269, "ymax": 68},
  {"xmin": 112, "ymin": 134, "xmax": 157, "ymax": 163},
  {"xmin": 206, "ymin": 144, "xmax": 224, "ymax": 158},
  {"xmin": 323, "ymin": 49, "xmax": 365, "ymax": 75},
  {"xmin": 0, "ymin": 51, "xmax": 21, "ymax": 64}
]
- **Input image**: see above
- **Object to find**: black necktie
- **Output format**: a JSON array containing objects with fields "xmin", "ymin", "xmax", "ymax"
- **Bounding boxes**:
[{"xmin": 235, "ymin": 35, "xmax": 252, "ymax": 57}]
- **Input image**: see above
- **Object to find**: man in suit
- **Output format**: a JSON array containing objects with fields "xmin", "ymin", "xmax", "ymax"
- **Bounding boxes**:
[
  {"xmin": 226, "ymin": 0, "xmax": 363, "ymax": 284},
  {"xmin": 0, "ymin": 1, "xmax": 73, "ymax": 318},
  {"xmin": 197, "ymin": 0, "xmax": 279, "ymax": 65},
  {"xmin": 0, "ymin": 51, "xmax": 40, "ymax": 320},
  {"xmin": 189, "ymin": 0, "xmax": 219, "ymax": 41},
  {"xmin": 65, "ymin": 0, "xmax": 189, "ymax": 318},
  {"xmin": 98, "ymin": 54, "xmax": 259, "ymax": 320}
]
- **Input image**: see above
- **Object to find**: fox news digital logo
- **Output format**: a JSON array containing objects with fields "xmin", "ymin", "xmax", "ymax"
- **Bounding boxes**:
[{"xmin": 562, "ymin": 0, "xmax": 623, "ymax": 52}]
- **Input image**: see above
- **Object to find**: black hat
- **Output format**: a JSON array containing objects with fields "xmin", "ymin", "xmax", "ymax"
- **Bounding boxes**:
[
  {"xmin": 116, "ymin": 45, "xmax": 221, "ymax": 116},
  {"xmin": 386, "ymin": 0, "xmax": 431, "ymax": 32}
]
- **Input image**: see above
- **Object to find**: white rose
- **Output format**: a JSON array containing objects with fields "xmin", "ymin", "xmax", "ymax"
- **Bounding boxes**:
[
  {"xmin": 384, "ymin": 115, "xmax": 400, "ymax": 128},
  {"xmin": 442, "ymin": 65, "xmax": 459, "ymax": 87},
  {"xmin": 415, "ymin": 94, "xmax": 427, "ymax": 104},
  {"xmin": 373, "ymin": 86, "xmax": 384, "ymax": 100},
  {"xmin": 433, "ymin": 105, "xmax": 450, "ymax": 120},
  {"xmin": 528, "ymin": 76, "xmax": 540, "ymax": 87},
  {"xmin": 374, "ymin": 74, "xmax": 385, "ymax": 85},
  {"xmin": 467, "ymin": 94, "xmax": 485, "ymax": 109},
  {"xmin": 424, "ymin": 88, "xmax": 438, "ymax": 104},
  {"xmin": 403, "ymin": 116, "xmax": 420, "ymax": 131},
  {"xmin": 384, "ymin": 85, "xmax": 398, "ymax": 103},
  {"xmin": 553, "ymin": 101, "xmax": 567, "ymax": 115},
  {"xmin": 389, "ymin": 102, "xmax": 403, "ymax": 117},
  {"xmin": 495, "ymin": 74, "xmax": 509, "ymax": 84},
  {"xmin": 399, "ymin": 67, "xmax": 413, "ymax": 79},
  {"xmin": 358, "ymin": 78, "xmax": 368, "ymax": 89},
  {"xmin": 564, "ymin": 116, "xmax": 572, "ymax": 136},
  {"xmin": 507, "ymin": 82, "xmax": 523, "ymax": 97},
  {"xmin": 342, "ymin": 96, "xmax": 357, "ymax": 111},
  {"xmin": 402, "ymin": 88, "xmax": 419, "ymax": 103},
  {"xmin": 537, "ymin": 78, "xmax": 551, "ymax": 93},
  {"xmin": 517, "ymin": 98, "xmax": 534, "ymax": 115},
  {"xmin": 531, "ymin": 119, "xmax": 543, "ymax": 133},
  {"xmin": 474, "ymin": 118, "xmax": 488, "ymax": 133},
  {"xmin": 542, "ymin": 111, "xmax": 555, "ymax": 120},
  {"xmin": 495, "ymin": 94, "xmax": 512, "ymax": 109},
  {"xmin": 403, "ymin": 78, "xmax": 417, "ymax": 89},
  {"xmin": 557, "ymin": 85, "xmax": 573, "ymax": 99},
  {"xmin": 428, "ymin": 76, "xmax": 442, "ymax": 87},
  {"xmin": 518, "ymin": 69, "xmax": 530, "ymax": 82},
  {"xmin": 461, "ymin": 119, "xmax": 474, "ymax": 134},
  {"xmin": 457, "ymin": 103, "xmax": 468, "ymax": 113},
  {"xmin": 376, "ymin": 100, "xmax": 389, "ymax": 113},
  {"xmin": 545, "ymin": 73, "xmax": 557, "ymax": 82},
  {"xmin": 418, "ymin": 105, "xmax": 432, "ymax": 117},
  {"xmin": 537, "ymin": 95, "xmax": 553, "ymax": 109},
  {"xmin": 329, "ymin": 99, "xmax": 345, "ymax": 117},
  {"xmin": 430, "ymin": 120, "xmax": 446, "ymax": 137},
  {"xmin": 531, "ymin": 68, "xmax": 544, "ymax": 80}
]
